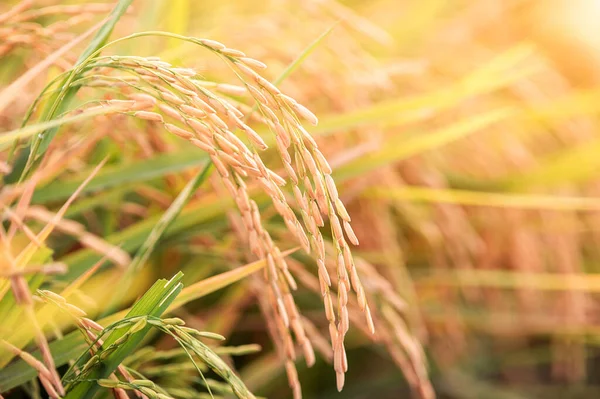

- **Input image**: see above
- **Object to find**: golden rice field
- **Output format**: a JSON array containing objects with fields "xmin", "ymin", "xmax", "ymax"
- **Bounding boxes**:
[{"xmin": 2, "ymin": 0, "xmax": 600, "ymax": 398}]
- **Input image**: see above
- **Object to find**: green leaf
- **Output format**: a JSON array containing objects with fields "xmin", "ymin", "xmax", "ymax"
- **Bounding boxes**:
[
  {"xmin": 63, "ymin": 273, "xmax": 183, "ymax": 399},
  {"xmin": 59, "ymin": 194, "xmax": 234, "ymax": 281},
  {"xmin": 7, "ymin": 0, "xmax": 133, "ymax": 182},
  {"xmin": 0, "ymin": 107, "xmax": 120, "ymax": 152},
  {"xmin": 497, "ymin": 138, "xmax": 600, "ymax": 191},
  {"xmin": 101, "ymin": 163, "xmax": 212, "ymax": 316},
  {"xmin": 32, "ymin": 150, "xmax": 208, "ymax": 204},
  {"xmin": 273, "ymin": 24, "xmax": 336, "ymax": 86},
  {"xmin": 336, "ymin": 107, "xmax": 513, "ymax": 180},
  {"xmin": 0, "ymin": 255, "xmax": 281, "ymax": 392},
  {"xmin": 169, "ymin": 248, "xmax": 297, "ymax": 311}
]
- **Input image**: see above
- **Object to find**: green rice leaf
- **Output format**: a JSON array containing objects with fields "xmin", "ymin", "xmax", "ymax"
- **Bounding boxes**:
[
  {"xmin": 62, "ymin": 272, "xmax": 183, "ymax": 399},
  {"xmin": 7, "ymin": 0, "xmax": 133, "ymax": 183}
]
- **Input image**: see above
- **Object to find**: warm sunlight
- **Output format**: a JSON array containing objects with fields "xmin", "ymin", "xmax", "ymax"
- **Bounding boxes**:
[{"xmin": 3, "ymin": 1, "xmax": 600, "ymax": 398}]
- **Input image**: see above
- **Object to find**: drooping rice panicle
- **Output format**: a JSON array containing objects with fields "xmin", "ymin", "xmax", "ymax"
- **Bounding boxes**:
[{"xmin": 61, "ymin": 47, "xmax": 372, "ymax": 394}]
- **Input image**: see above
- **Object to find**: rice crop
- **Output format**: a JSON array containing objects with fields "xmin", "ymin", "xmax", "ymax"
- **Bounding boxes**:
[{"xmin": 3, "ymin": 0, "xmax": 600, "ymax": 398}]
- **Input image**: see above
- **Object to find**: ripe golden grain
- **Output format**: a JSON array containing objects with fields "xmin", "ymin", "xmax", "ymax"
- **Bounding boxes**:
[{"xmin": 53, "ymin": 44, "xmax": 375, "ymax": 397}]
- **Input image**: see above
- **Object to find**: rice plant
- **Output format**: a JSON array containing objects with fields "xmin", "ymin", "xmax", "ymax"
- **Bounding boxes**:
[{"xmin": 3, "ymin": 0, "xmax": 600, "ymax": 398}]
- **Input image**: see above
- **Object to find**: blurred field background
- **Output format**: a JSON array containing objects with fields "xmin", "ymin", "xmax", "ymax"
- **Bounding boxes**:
[{"xmin": 3, "ymin": 0, "xmax": 600, "ymax": 398}]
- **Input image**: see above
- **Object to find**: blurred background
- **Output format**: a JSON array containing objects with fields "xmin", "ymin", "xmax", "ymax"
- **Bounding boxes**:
[{"xmin": 4, "ymin": 0, "xmax": 600, "ymax": 398}]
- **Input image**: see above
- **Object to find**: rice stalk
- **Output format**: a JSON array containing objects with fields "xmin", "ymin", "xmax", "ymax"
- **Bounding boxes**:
[{"xmin": 9, "ymin": 31, "xmax": 374, "ymax": 393}]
